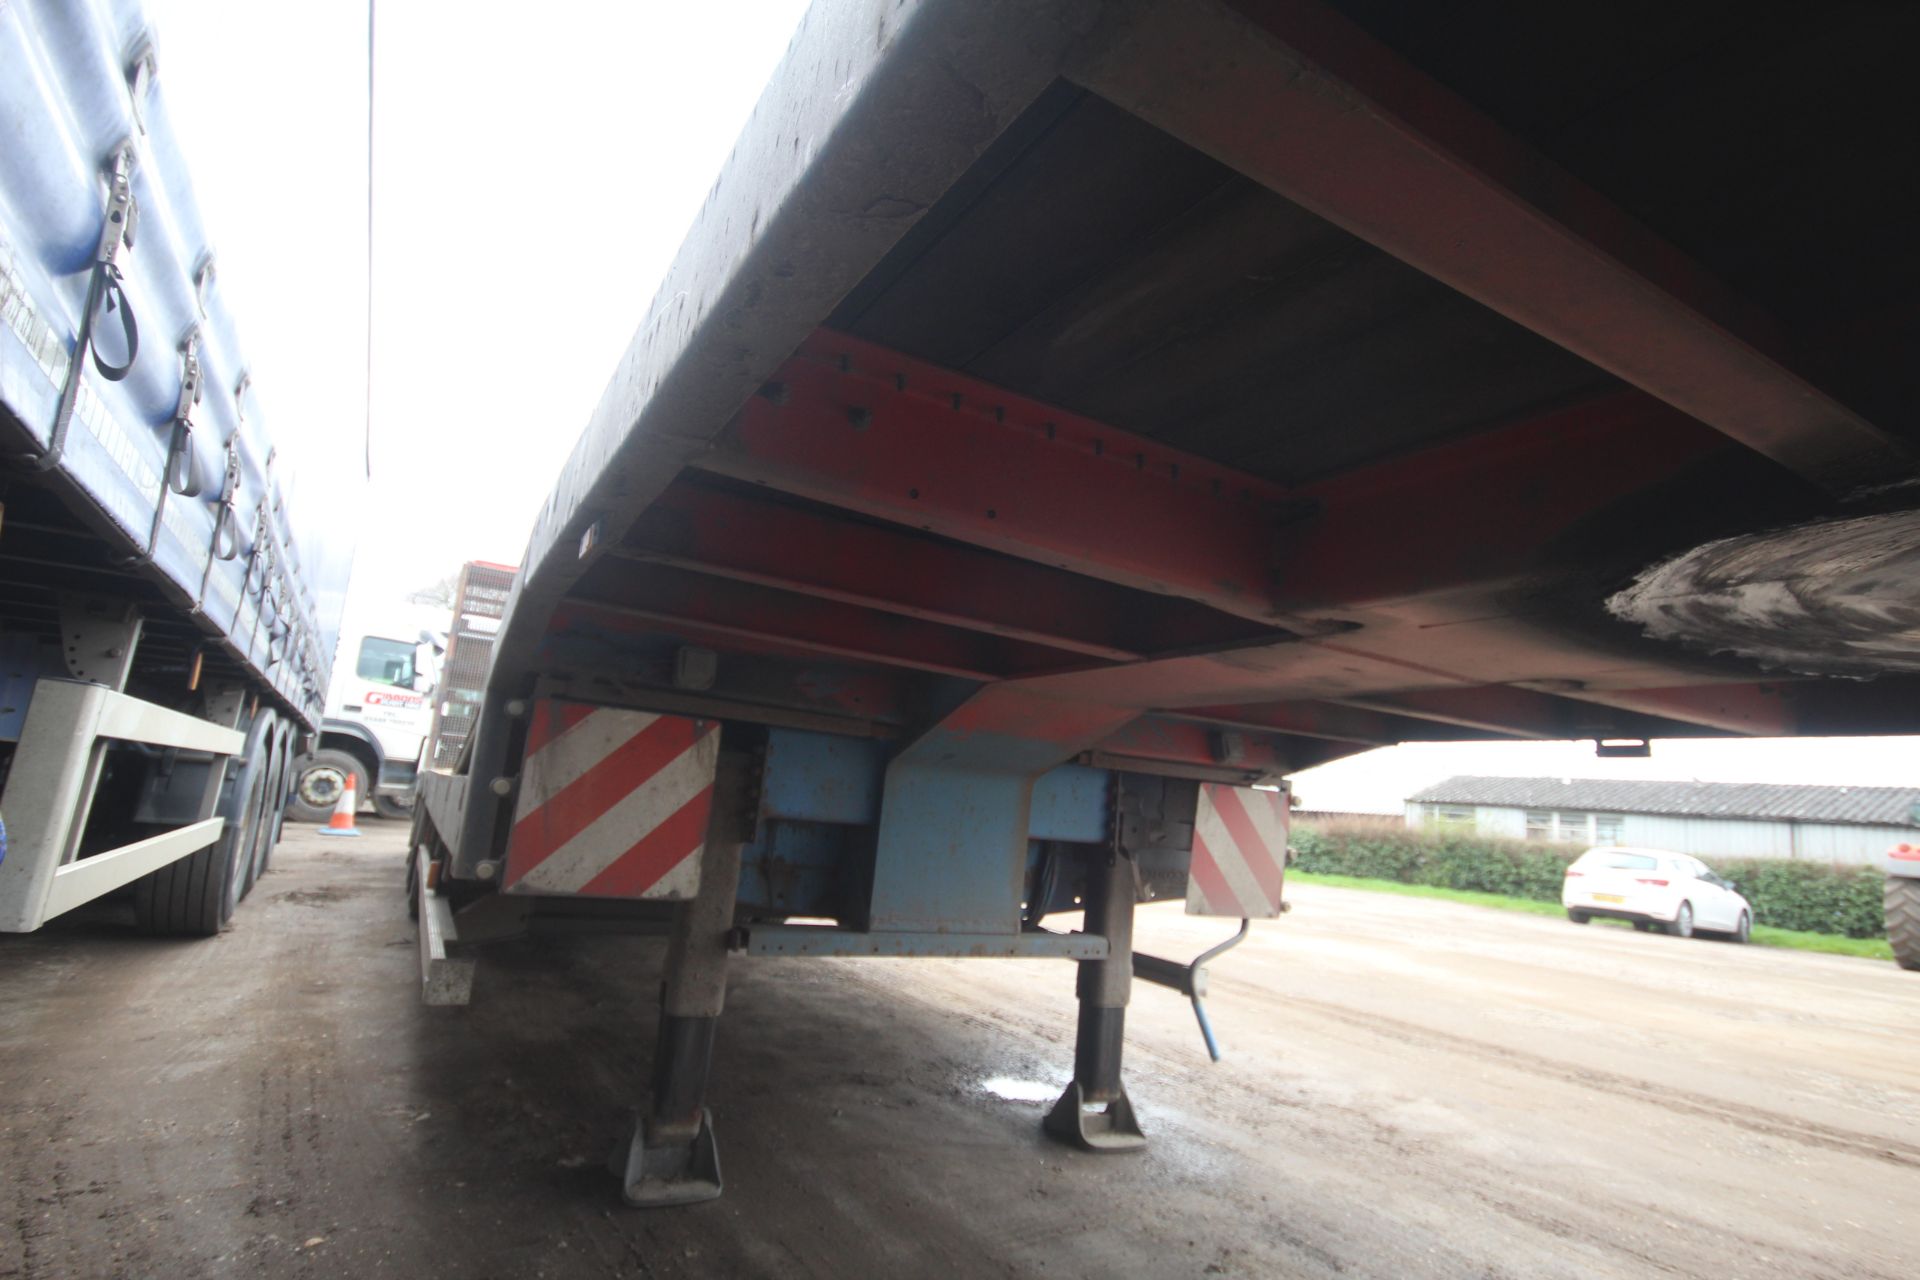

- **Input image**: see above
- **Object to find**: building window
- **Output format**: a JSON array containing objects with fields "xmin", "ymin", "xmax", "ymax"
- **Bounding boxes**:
[
  {"xmin": 1425, "ymin": 804, "xmax": 1474, "ymax": 828},
  {"xmin": 1593, "ymin": 814, "xmax": 1623, "ymax": 846},
  {"xmin": 1524, "ymin": 810, "xmax": 1602, "ymax": 843}
]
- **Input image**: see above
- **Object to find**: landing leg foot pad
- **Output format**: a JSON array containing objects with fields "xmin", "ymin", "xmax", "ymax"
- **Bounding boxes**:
[
  {"xmin": 612, "ymin": 1108, "xmax": 723, "ymax": 1207},
  {"xmin": 1043, "ymin": 1080, "xmax": 1146, "ymax": 1152}
]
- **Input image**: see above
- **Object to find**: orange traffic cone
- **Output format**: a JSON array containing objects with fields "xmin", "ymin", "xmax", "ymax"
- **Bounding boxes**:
[{"xmin": 316, "ymin": 771, "xmax": 363, "ymax": 838}]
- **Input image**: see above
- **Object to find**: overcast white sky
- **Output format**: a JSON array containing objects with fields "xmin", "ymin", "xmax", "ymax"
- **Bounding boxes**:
[
  {"xmin": 140, "ymin": 1, "xmax": 1919, "ymax": 811},
  {"xmin": 147, "ymin": 0, "xmax": 812, "ymax": 601}
]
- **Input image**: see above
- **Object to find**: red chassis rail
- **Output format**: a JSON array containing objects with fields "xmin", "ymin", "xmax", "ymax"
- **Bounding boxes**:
[{"xmin": 530, "ymin": 328, "xmax": 1901, "ymax": 779}]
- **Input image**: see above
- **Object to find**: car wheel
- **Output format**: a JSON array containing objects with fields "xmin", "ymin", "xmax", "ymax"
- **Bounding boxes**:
[
  {"xmin": 1668, "ymin": 901, "xmax": 1695, "ymax": 939},
  {"xmin": 1731, "ymin": 910, "xmax": 1751, "ymax": 944},
  {"xmin": 1566, "ymin": 910, "xmax": 1590, "ymax": 924}
]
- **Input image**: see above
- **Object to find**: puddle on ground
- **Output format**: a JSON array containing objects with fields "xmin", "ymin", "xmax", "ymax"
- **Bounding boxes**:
[{"xmin": 978, "ymin": 1076, "xmax": 1058, "ymax": 1104}]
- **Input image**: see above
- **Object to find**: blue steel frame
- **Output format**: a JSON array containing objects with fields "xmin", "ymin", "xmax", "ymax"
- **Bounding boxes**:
[{"xmin": 736, "ymin": 727, "xmax": 1128, "ymax": 936}]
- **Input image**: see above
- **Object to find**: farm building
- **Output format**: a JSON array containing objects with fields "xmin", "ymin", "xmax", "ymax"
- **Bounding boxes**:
[{"xmin": 1405, "ymin": 777, "xmax": 1920, "ymax": 866}]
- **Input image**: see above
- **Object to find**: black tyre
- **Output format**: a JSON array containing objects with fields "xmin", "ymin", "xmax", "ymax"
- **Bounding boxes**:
[
  {"xmin": 1730, "ymin": 910, "xmax": 1751, "ymax": 945},
  {"xmin": 260, "ymin": 722, "xmax": 295, "ymax": 868},
  {"xmin": 405, "ymin": 841, "xmax": 420, "ymax": 922},
  {"xmin": 1666, "ymin": 901, "xmax": 1695, "ymax": 939},
  {"xmin": 1887, "ymin": 877, "xmax": 1920, "ymax": 972},
  {"xmin": 1566, "ymin": 910, "xmax": 1590, "ymax": 924},
  {"xmin": 134, "ymin": 711, "xmax": 273, "ymax": 936},
  {"xmin": 239, "ymin": 715, "xmax": 285, "ymax": 893},
  {"xmin": 372, "ymin": 793, "xmax": 415, "ymax": 821},
  {"xmin": 287, "ymin": 747, "xmax": 368, "ymax": 824}
]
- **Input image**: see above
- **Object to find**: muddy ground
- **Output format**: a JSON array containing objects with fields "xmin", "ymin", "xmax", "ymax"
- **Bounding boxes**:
[{"xmin": 4, "ymin": 823, "xmax": 1918, "ymax": 1278}]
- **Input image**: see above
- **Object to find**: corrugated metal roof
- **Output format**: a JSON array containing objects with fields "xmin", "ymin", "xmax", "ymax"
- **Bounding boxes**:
[{"xmin": 1407, "ymin": 777, "xmax": 1920, "ymax": 827}]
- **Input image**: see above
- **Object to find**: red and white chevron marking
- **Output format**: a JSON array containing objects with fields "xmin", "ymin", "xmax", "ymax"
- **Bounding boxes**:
[
  {"xmin": 501, "ymin": 700, "xmax": 720, "ymax": 899},
  {"xmin": 1186, "ymin": 783, "xmax": 1289, "ymax": 918}
]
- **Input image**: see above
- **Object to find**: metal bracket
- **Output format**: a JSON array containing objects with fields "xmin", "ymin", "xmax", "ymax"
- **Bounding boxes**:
[
  {"xmin": 1042, "ymin": 1081, "xmax": 1145, "ymax": 1152},
  {"xmin": 192, "ymin": 253, "xmax": 217, "ymax": 315},
  {"xmin": 98, "ymin": 142, "xmax": 138, "ymax": 262},
  {"xmin": 59, "ymin": 594, "xmax": 142, "ymax": 690},
  {"xmin": 125, "ymin": 41, "xmax": 157, "ymax": 134},
  {"xmin": 612, "ymin": 1110, "xmax": 722, "ymax": 1207},
  {"xmin": 166, "ymin": 328, "xmax": 204, "ymax": 496},
  {"xmin": 1132, "ymin": 918, "xmax": 1250, "ymax": 1062},
  {"xmin": 31, "ymin": 144, "xmax": 139, "ymax": 472}
]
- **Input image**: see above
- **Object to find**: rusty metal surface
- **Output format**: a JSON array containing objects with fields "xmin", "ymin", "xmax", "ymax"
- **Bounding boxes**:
[{"xmin": 452, "ymin": 0, "xmax": 1920, "ymax": 878}]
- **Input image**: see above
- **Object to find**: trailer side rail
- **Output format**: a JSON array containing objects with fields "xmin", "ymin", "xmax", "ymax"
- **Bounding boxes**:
[{"xmin": 0, "ymin": 678, "xmax": 242, "ymax": 932}]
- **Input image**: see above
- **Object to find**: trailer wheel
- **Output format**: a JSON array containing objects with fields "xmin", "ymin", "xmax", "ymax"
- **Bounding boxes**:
[
  {"xmin": 239, "ymin": 714, "xmax": 285, "ymax": 892},
  {"xmin": 134, "ymin": 713, "xmax": 273, "ymax": 936},
  {"xmin": 260, "ymin": 721, "xmax": 295, "ymax": 867},
  {"xmin": 287, "ymin": 748, "xmax": 367, "ymax": 824},
  {"xmin": 1888, "ymin": 877, "xmax": 1920, "ymax": 972}
]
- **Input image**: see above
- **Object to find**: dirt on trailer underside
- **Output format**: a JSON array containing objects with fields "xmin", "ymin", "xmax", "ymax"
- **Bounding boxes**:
[{"xmin": 3, "ymin": 825, "xmax": 1918, "ymax": 1278}]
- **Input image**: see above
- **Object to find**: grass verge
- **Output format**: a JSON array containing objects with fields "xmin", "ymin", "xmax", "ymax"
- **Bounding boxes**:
[{"xmin": 1289, "ymin": 870, "xmax": 1895, "ymax": 962}]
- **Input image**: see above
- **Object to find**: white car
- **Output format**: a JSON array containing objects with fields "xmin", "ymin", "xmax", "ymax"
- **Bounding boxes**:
[{"xmin": 1562, "ymin": 847, "xmax": 1752, "ymax": 942}]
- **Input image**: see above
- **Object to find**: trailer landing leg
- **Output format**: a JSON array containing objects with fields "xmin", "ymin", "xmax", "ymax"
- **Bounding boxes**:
[
  {"xmin": 613, "ymin": 753, "xmax": 751, "ymax": 1207},
  {"xmin": 1044, "ymin": 852, "xmax": 1146, "ymax": 1152}
]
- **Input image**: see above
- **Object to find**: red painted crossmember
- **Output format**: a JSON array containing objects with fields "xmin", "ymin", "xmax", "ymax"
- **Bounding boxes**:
[
  {"xmin": 1187, "ymin": 784, "xmax": 1289, "ymax": 919},
  {"xmin": 502, "ymin": 700, "xmax": 721, "ymax": 899}
]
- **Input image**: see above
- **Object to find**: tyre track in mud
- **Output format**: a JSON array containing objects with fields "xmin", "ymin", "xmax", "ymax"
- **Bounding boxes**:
[
  {"xmin": 826, "ymin": 914, "xmax": 1920, "ymax": 1280},
  {"xmin": 1266, "ymin": 990, "xmax": 1920, "ymax": 1172},
  {"xmin": 7, "ymin": 833, "xmax": 1919, "ymax": 1279}
]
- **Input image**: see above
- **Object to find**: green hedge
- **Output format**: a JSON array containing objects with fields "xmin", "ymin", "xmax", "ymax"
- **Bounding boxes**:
[{"xmin": 1292, "ymin": 821, "xmax": 1887, "ymax": 939}]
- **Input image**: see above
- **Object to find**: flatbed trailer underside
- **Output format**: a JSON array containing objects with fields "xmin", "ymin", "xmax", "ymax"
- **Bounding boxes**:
[{"xmin": 414, "ymin": 0, "xmax": 1920, "ymax": 1204}]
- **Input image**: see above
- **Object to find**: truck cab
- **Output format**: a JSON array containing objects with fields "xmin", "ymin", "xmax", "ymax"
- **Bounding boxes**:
[{"xmin": 288, "ymin": 610, "xmax": 443, "ymax": 823}]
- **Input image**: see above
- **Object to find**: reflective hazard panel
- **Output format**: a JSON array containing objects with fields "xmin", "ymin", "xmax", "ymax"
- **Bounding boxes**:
[
  {"xmin": 502, "ymin": 699, "xmax": 720, "ymax": 899},
  {"xmin": 1187, "ymin": 783, "xmax": 1289, "ymax": 919}
]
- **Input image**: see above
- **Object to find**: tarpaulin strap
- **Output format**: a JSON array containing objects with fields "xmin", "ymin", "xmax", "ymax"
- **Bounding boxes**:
[
  {"xmin": 123, "ymin": 332, "xmax": 204, "ymax": 566},
  {"xmin": 195, "ymin": 437, "xmax": 245, "ymax": 610},
  {"xmin": 229, "ymin": 503, "xmax": 271, "ymax": 632},
  {"xmin": 165, "ymin": 330, "xmax": 205, "ymax": 498},
  {"xmin": 85, "ymin": 268, "xmax": 139, "ymax": 382},
  {"xmin": 30, "ymin": 144, "xmax": 140, "ymax": 471},
  {"xmin": 210, "ymin": 437, "xmax": 242, "ymax": 559}
]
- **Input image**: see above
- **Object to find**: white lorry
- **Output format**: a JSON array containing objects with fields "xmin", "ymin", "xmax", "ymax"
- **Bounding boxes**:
[{"xmin": 286, "ymin": 602, "xmax": 443, "ymax": 823}]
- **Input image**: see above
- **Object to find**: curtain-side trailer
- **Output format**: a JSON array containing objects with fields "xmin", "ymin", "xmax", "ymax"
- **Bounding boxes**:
[
  {"xmin": 0, "ymin": 0, "xmax": 353, "ymax": 936},
  {"xmin": 410, "ymin": 0, "xmax": 1920, "ymax": 1205}
]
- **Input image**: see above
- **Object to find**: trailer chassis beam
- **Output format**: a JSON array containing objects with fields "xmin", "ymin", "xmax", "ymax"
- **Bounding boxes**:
[{"xmin": 0, "ymin": 680, "xmax": 245, "ymax": 931}]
